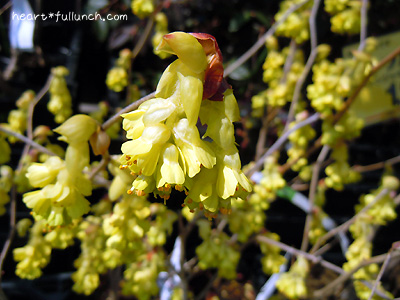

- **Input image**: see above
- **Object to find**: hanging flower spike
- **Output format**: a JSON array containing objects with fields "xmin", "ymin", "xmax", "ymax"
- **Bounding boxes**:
[{"xmin": 120, "ymin": 32, "xmax": 252, "ymax": 217}]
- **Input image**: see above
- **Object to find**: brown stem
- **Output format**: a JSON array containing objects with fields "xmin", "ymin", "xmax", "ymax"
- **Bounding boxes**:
[
  {"xmin": 367, "ymin": 246, "xmax": 393, "ymax": 300},
  {"xmin": 0, "ymin": 126, "xmax": 58, "ymax": 157},
  {"xmin": 300, "ymin": 145, "xmax": 330, "ymax": 252},
  {"xmin": 245, "ymin": 112, "xmax": 320, "ymax": 178},
  {"xmin": 352, "ymin": 155, "xmax": 400, "ymax": 173},
  {"xmin": 313, "ymin": 251, "xmax": 400, "ymax": 298},
  {"xmin": 254, "ymin": 107, "xmax": 278, "ymax": 161},
  {"xmin": 0, "ymin": 1, "xmax": 11, "ymax": 16},
  {"xmin": 256, "ymin": 235, "xmax": 344, "ymax": 274}
]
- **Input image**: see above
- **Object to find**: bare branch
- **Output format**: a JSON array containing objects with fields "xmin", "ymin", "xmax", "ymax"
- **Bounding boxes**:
[
  {"xmin": 300, "ymin": 144, "xmax": 330, "ymax": 252},
  {"xmin": 256, "ymin": 235, "xmax": 344, "ymax": 275},
  {"xmin": 245, "ymin": 112, "xmax": 320, "ymax": 178},
  {"xmin": 358, "ymin": 0, "xmax": 369, "ymax": 51},
  {"xmin": 224, "ymin": 0, "xmax": 311, "ymax": 77},
  {"xmin": 0, "ymin": 126, "xmax": 59, "ymax": 157},
  {"xmin": 285, "ymin": 0, "xmax": 322, "ymax": 128}
]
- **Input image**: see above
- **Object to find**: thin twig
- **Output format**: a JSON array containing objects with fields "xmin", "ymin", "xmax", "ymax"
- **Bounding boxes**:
[
  {"xmin": 224, "ymin": 0, "xmax": 311, "ymax": 77},
  {"xmin": 358, "ymin": 0, "xmax": 369, "ymax": 51},
  {"xmin": 300, "ymin": 144, "xmax": 330, "ymax": 252},
  {"xmin": 313, "ymin": 251, "xmax": 400, "ymax": 298},
  {"xmin": 256, "ymin": 235, "xmax": 344, "ymax": 275},
  {"xmin": 311, "ymin": 188, "xmax": 389, "ymax": 254},
  {"xmin": 352, "ymin": 155, "xmax": 400, "ymax": 173},
  {"xmin": 281, "ymin": 39, "xmax": 298, "ymax": 83},
  {"xmin": 285, "ymin": 0, "xmax": 321, "ymax": 128},
  {"xmin": 0, "ymin": 1, "xmax": 11, "ymax": 16},
  {"xmin": 131, "ymin": 18, "xmax": 155, "ymax": 60},
  {"xmin": 254, "ymin": 107, "xmax": 278, "ymax": 161},
  {"xmin": 126, "ymin": 17, "xmax": 155, "ymax": 103},
  {"xmin": 89, "ymin": 151, "xmax": 110, "ymax": 180},
  {"xmin": 102, "ymin": 91, "xmax": 156, "ymax": 130},
  {"xmin": 0, "ymin": 126, "xmax": 58, "ymax": 157},
  {"xmin": 245, "ymin": 112, "xmax": 320, "ymax": 178},
  {"xmin": 28, "ymin": 75, "xmax": 53, "ymax": 140},
  {"xmin": 367, "ymin": 245, "xmax": 395, "ymax": 300}
]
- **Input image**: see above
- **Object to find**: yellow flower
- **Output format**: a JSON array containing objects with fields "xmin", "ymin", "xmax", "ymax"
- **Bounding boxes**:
[
  {"xmin": 25, "ymin": 156, "xmax": 64, "ymax": 187},
  {"xmin": 131, "ymin": 0, "xmax": 154, "ymax": 19},
  {"xmin": 276, "ymin": 256, "xmax": 309, "ymax": 299},
  {"xmin": 156, "ymin": 143, "xmax": 185, "ymax": 188},
  {"xmin": 121, "ymin": 123, "xmax": 171, "ymax": 176},
  {"xmin": 54, "ymin": 114, "xmax": 98, "ymax": 145},
  {"xmin": 216, "ymin": 149, "xmax": 252, "ymax": 199},
  {"xmin": 157, "ymin": 31, "xmax": 207, "ymax": 74}
]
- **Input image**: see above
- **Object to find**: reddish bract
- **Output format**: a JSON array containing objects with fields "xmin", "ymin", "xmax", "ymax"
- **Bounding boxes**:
[{"xmin": 189, "ymin": 33, "xmax": 230, "ymax": 101}]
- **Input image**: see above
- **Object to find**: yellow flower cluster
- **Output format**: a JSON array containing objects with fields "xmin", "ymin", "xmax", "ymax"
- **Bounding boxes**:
[
  {"xmin": 120, "ymin": 32, "xmax": 252, "ymax": 218},
  {"xmin": 275, "ymin": 0, "xmax": 312, "ymax": 43},
  {"xmin": 308, "ymin": 52, "xmax": 374, "ymax": 119},
  {"xmin": 0, "ymin": 166, "xmax": 13, "ymax": 216},
  {"xmin": 13, "ymin": 221, "xmax": 52, "ymax": 280},
  {"xmin": 72, "ymin": 216, "xmax": 107, "ymax": 295},
  {"xmin": 228, "ymin": 197, "xmax": 266, "ymax": 242},
  {"xmin": 131, "ymin": 0, "xmax": 154, "ymax": 19},
  {"xmin": 325, "ymin": 143, "xmax": 361, "ymax": 191},
  {"xmin": 23, "ymin": 115, "xmax": 98, "ymax": 226},
  {"xmin": 48, "ymin": 67, "xmax": 72, "ymax": 123},
  {"xmin": 252, "ymin": 38, "xmax": 304, "ymax": 116},
  {"xmin": 259, "ymin": 232, "xmax": 287, "ymax": 275},
  {"xmin": 343, "ymin": 176, "xmax": 398, "ymax": 299},
  {"xmin": 122, "ymin": 250, "xmax": 165, "ymax": 298},
  {"xmin": 3, "ymin": 90, "xmax": 34, "ymax": 144},
  {"xmin": 0, "ymin": 133, "xmax": 11, "ymax": 164},
  {"xmin": 196, "ymin": 219, "xmax": 240, "ymax": 279},
  {"xmin": 152, "ymin": 13, "xmax": 171, "ymax": 59},
  {"xmin": 287, "ymin": 111, "xmax": 316, "ymax": 180},
  {"xmin": 106, "ymin": 49, "xmax": 132, "ymax": 92},
  {"xmin": 325, "ymin": 0, "xmax": 361, "ymax": 34},
  {"xmin": 250, "ymin": 156, "xmax": 286, "ymax": 204},
  {"xmin": 276, "ymin": 256, "xmax": 309, "ymax": 299}
]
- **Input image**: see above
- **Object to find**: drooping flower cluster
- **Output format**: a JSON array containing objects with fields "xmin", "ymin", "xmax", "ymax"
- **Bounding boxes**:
[
  {"xmin": 325, "ymin": 0, "xmax": 361, "ymax": 35},
  {"xmin": 275, "ymin": 256, "xmax": 309, "ymax": 299},
  {"xmin": 23, "ymin": 115, "xmax": 98, "ymax": 226},
  {"xmin": 275, "ymin": 0, "xmax": 313, "ymax": 43},
  {"xmin": 252, "ymin": 37, "xmax": 305, "ymax": 117},
  {"xmin": 152, "ymin": 13, "xmax": 171, "ymax": 59},
  {"xmin": 120, "ymin": 32, "xmax": 252, "ymax": 218},
  {"xmin": 131, "ymin": 0, "xmax": 154, "ymax": 19},
  {"xmin": 48, "ymin": 67, "xmax": 72, "ymax": 123},
  {"xmin": 196, "ymin": 219, "xmax": 240, "ymax": 279},
  {"xmin": 0, "ymin": 166, "xmax": 13, "ymax": 216},
  {"xmin": 106, "ymin": 49, "xmax": 132, "ymax": 92},
  {"xmin": 342, "ymin": 175, "xmax": 398, "ymax": 300}
]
